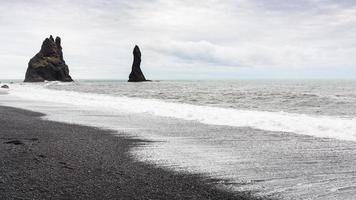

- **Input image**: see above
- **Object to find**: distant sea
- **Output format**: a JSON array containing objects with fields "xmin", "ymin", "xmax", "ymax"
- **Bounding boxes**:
[{"xmin": 2, "ymin": 80, "xmax": 356, "ymax": 200}]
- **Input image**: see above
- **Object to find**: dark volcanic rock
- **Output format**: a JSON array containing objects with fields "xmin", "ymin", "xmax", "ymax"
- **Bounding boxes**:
[
  {"xmin": 4, "ymin": 140, "xmax": 24, "ymax": 145},
  {"xmin": 1, "ymin": 85, "xmax": 9, "ymax": 89},
  {"xmin": 128, "ymin": 45, "xmax": 149, "ymax": 82},
  {"xmin": 24, "ymin": 35, "xmax": 73, "ymax": 82}
]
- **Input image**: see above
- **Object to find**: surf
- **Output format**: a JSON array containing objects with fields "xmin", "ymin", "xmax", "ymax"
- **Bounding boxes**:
[{"xmin": 8, "ymin": 83, "xmax": 356, "ymax": 142}]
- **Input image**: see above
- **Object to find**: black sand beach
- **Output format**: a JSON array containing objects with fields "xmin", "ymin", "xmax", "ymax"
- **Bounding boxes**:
[{"xmin": 0, "ymin": 106, "xmax": 262, "ymax": 200}]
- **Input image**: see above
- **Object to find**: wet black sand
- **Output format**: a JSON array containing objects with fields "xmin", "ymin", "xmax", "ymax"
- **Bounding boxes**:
[{"xmin": 0, "ymin": 106, "xmax": 264, "ymax": 200}]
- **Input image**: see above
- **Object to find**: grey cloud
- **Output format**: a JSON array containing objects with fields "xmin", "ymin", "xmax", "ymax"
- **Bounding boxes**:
[{"xmin": 0, "ymin": 0, "xmax": 355, "ymax": 79}]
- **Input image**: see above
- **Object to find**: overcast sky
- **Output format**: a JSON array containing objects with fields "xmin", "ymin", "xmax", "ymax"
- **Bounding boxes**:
[{"xmin": 0, "ymin": 0, "xmax": 356, "ymax": 80}]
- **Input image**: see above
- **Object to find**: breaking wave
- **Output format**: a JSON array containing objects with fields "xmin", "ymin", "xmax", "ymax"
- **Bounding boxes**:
[{"xmin": 8, "ymin": 83, "xmax": 356, "ymax": 141}]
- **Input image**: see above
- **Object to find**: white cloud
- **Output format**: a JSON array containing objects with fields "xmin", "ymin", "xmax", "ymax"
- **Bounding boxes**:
[{"xmin": 0, "ymin": 0, "xmax": 356, "ymax": 79}]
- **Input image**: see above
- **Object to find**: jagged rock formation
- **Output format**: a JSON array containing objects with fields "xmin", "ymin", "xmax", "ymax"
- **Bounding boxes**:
[
  {"xmin": 128, "ymin": 45, "xmax": 148, "ymax": 82},
  {"xmin": 24, "ymin": 35, "xmax": 73, "ymax": 82}
]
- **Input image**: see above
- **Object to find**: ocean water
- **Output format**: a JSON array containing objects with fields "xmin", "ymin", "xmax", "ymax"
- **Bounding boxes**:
[
  {"xmin": 9, "ymin": 80, "xmax": 356, "ymax": 141},
  {"xmin": 47, "ymin": 80, "xmax": 356, "ymax": 117},
  {"xmin": 1, "ymin": 80, "xmax": 356, "ymax": 200}
]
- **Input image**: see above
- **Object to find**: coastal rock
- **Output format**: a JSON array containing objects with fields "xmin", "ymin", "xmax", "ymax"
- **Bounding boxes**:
[
  {"xmin": 24, "ymin": 35, "xmax": 73, "ymax": 82},
  {"xmin": 128, "ymin": 45, "xmax": 149, "ymax": 82},
  {"xmin": 1, "ymin": 85, "xmax": 9, "ymax": 89}
]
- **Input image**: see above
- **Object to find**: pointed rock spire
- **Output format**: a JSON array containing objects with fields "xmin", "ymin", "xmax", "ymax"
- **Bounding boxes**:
[{"xmin": 128, "ymin": 45, "xmax": 148, "ymax": 82}]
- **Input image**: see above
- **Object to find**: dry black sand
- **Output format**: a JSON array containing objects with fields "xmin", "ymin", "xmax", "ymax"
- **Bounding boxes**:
[{"xmin": 0, "ymin": 106, "xmax": 264, "ymax": 200}]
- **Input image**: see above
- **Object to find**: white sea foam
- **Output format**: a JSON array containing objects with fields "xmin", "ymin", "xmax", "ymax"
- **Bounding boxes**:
[
  {"xmin": 7, "ymin": 83, "xmax": 356, "ymax": 141},
  {"xmin": 0, "ymin": 89, "xmax": 9, "ymax": 94}
]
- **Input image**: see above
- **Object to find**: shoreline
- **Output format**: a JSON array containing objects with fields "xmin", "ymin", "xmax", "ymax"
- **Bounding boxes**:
[
  {"xmin": 2, "ymin": 84, "xmax": 356, "ymax": 199},
  {"xmin": 0, "ymin": 106, "xmax": 263, "ymax": 200}
]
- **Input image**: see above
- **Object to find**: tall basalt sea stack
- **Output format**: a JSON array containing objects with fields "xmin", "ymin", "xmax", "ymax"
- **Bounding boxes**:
[
  {"xmin": 24, "ymin": 35, "xmax": 73, "ymax": 82},
  {"xmin": 128, "ymin": 45, "xmax": 148, "ymax": 82}
]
